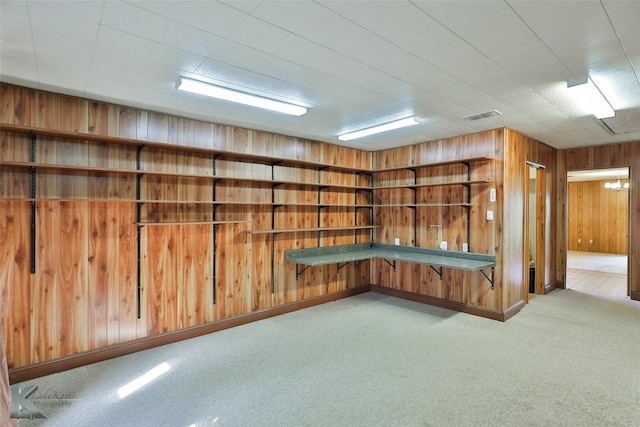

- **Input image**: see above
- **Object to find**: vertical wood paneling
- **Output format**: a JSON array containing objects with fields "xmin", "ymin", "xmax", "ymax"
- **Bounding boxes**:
[
  {"xmin": 0, "ymin": 202, "xmax": 31, "ymax": 368},
  {"xmin": 501, "ymin": 130, "xmax": 526, "ymax": 309},
  {"xmin": 567, "ymin": 180, "xmax": 629, "ymax": 255},
  {"xmin": 33, "ymin": 202, "xmax": 59, "ymax": 362},
  {"xmin": 0, "ymin": 84, "xmax": 15, "ymax": 125},
  {"xmin": 58, "ymin": 202, "xmax": 88, "ymax": 356}
]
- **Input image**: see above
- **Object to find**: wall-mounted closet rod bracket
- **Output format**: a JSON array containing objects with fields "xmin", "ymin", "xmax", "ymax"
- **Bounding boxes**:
[{"xmin": 480, "ymin": 266, "xmax": 495, "ymax": 290}]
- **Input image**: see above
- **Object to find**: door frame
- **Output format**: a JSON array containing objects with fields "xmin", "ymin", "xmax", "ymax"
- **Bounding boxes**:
[
  {"xmin": 524, "ymin": 161, "xmax": 546, "ymax": 301},
  {"xmin": 565, "ymin": 167, "xmax": 631, "ymax": 296}
]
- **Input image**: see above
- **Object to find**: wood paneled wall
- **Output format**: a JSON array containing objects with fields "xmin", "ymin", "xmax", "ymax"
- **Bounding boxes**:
[
  {"xmin": 0, "ymin": 83, "xmax": 371, "ymax": 371},
  {"xmin": 559, "ymin": 142, "xmax": 640, "ymax": 299},
  {"xmin": 371, "ymin": 130, "xmax": 503, "ymax": 311},
  {"xmin": 4, "ymin": 81, "xmax": 600, "ymax": 376},
  {"xmin": 568, "ymin": 180, "xmax": 629, "ymax": 255}
]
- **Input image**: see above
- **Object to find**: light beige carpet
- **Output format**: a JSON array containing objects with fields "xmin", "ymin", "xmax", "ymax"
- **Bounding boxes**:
[{"xmin": 13, "ymin": 289, "xmax": 640, "ymax": 426}]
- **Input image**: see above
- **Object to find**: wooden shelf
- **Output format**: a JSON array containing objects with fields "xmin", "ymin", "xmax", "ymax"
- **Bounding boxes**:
[
  {"xmin": 374, "ymin": 203, "xmax": 474, "ymax": 207},
  {"xmin": 1, "ymin": 125, "xmax": 495, "ymax": 176},
  {"xmin": 373, "ymin": 156, "xmax": 494, "ymax": 173},
  {"xmin": 136, "ymin": 220, "xmax": 249, "ymax": 226},
  {"xmin": 0, "ymin": 160, "xmax": 139, "ymax": 175},
  {"xmin": 0, "ymin": 198, "xmax": 375, "ymax": 208},
  {"xmin": 0, "ymin": 161, "xmax": 371, "ymax": 192},
  {"xmin": 0, "ymin": 124, "xmax": 371, "ymax": 174},
  {"xmin": 247, "ymin": 225, "xmax": 382, "ymax": 234},
  {"xmin": 372, "ymin": 179, "xmax": 493, "ymax": 190},
  {"xmin": 1, "ymin": 197, "xmax": 134, "ymax": 203}
]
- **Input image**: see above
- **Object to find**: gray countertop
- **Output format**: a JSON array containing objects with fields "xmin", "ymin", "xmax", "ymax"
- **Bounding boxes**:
[{"xmin": 285, "ymin": 243, "xmax": 494, "ymax": 271}]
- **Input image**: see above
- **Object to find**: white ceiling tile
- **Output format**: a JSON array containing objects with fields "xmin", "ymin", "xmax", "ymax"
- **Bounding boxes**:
[
  {"xmin": 31, "ymin": 29, "xmax": 94, "ymax": 92},
  {"xmin": 128, "ymin": 0, "xmax": 245, "ymax": 37},
  {"xmin": 28, "ymin": 1, "xmax": 100, "ymax": 44},
  {"xmin": 2, "ymin": 0, "xmax": 639, "ymax": 150},
  {"xmin": 31, "ymin": 0, "xmax": 104, "ymax": 22},
  {"xmin": 0, "ymin": 4, "xmax": 37, "ymax": 82},
  {"xmin": 97, "ymin": 27, "xmax": 206, "ymax": 74},
  {"xmin": 603, "ymin": 1, "xmax": 640, "ymax": 54},
  {"xmin": 100, "ymin": 2, "xmax": 222, "ymax": 57},
  {"xmin": 250, "ymin": 1, "xmax": 363, "ymax": 51}
]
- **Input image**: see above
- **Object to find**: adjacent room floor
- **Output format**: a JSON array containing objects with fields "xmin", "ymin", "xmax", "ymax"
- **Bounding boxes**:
[{"xmin": 566, "ymin": 250, "xmax": 628, "ymax": 298}]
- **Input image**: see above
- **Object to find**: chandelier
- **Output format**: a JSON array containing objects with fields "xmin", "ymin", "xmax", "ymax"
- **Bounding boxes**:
[{"xmin": 603, "ymin": 177, "xmax": 629, "ymax": 191}]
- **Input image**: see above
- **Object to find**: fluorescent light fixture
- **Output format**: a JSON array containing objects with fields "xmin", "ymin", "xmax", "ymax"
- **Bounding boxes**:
[
  {"xmin": 338, "ymin": 116, "xmax": 420, "ymax": 141},
  {"xmin": 117, "ymin": 362, "xmax": 171, "ymax": 398},
  {"xmin": 567, "ymin": 77, "xmax": 615, "ymax": 119},
  {"xmin": 176, "ymin": 77, "xmax": 307, "ymax": 116}
]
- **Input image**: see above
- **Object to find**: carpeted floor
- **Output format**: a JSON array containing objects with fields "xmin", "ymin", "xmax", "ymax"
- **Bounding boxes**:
[{"xmin": 12, "ymin": 289, "xmax": 640, "ymax": 426}]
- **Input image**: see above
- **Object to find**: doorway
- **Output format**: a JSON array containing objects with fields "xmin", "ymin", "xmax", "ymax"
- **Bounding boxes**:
[
  {"xmin": 525, "ymin": 162, "xmax": 545, "ymax": 300},
  {"xmin": 566, "ymin": 168, "xmax": 630, "ymax": 297}
]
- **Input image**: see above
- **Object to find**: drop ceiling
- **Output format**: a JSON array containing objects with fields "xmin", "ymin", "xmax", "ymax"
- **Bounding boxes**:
[{"xmin": 1, "ymin": 0, "xmax": 640, "ymax": 151}]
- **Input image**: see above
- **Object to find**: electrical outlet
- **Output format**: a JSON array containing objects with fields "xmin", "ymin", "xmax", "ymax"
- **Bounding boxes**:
[
  {"xmin": 589, "ymin": 239, "xmax": 593, "ymax": 244},
  {"xmin": 489, "ymin": 188, "xmax": 496, "ymax": 203},
  {"xmin": 394, "ymin": 237, "xmax": 400, "ymax": 246},
  {"xmin": 440, "ymin": 241, "xmax": 448, "ymax": 250},
  {"xmin": 578, "ymin": 238, "xmax": 581, "ymax": 243},
  {"xmin": 487, "ymin": 210, "xmax": 494, "ymax": 221},
  {"xmin": 462, "ymin": 243, "xmax": 469, "ymax": 252}
]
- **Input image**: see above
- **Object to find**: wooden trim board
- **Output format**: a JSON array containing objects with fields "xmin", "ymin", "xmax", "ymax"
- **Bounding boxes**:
[{"xmin": 371, "ymin": 285, "xmax": 524, "ymax": 322}]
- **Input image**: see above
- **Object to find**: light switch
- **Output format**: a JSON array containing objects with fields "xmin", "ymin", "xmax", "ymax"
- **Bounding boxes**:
[
  {"xmin": 487, "ymin": 210, "xmax": 494, "ymax": 221},
  {"xmin": 394, "ymin": 237, "xmax": 400, "ymax": 246},
  {"xmin": 440, "ymin": 241, "xmax": 448, "ymax": 250},
  {"xmin": 489, "ymin": 188, "xmax": 496, "ymax": 203}
]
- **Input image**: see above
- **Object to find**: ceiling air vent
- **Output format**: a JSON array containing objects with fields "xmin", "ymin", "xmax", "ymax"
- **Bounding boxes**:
[{"xmin": 462, "ymin": 110, "xmax": 502, "ymax": 121}]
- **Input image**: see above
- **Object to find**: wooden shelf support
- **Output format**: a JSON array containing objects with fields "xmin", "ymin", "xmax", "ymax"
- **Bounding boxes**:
[
  {"xmin": 429, "ymin": 265, "xmax": 443, "ymax": 280},
  {"xmin": 480, "ymin": 266, "xmax": 495, "ymax": 290},
  {"xmin": 30, "ymin": 131, "xmax": 36, "ymax": 274}
]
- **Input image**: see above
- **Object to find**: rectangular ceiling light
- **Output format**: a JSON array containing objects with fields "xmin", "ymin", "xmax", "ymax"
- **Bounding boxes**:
[
  {"xmin": 567, "ymin": 77, "xmax": 615, "ymax": 119},
  {"xmin": 176, "ymin": 77, "xmax": 307, "ymax": 116},
  {"xmin": 338, "ymin": 116, "xmax": 420, "ymax": 141}
]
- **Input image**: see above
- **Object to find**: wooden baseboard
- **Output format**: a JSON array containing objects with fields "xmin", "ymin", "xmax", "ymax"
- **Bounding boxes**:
[
  {"xmin": 631, "ymin": 291, "xmax": 640, "ymax": 301},
  {"xmin": 370, "ymin": 285, "xmax": 523, "ymax": 322},
  {"xmin": 502, "ymin": 300, "xmax": 526, "ymax": 321},
  {"xmin": 544, "ymin": 280, "xmax": 562, "ymax": 294},
  {"xmin": 9, "ymin": 285, "xmax": 370, "ymax": 384}
]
